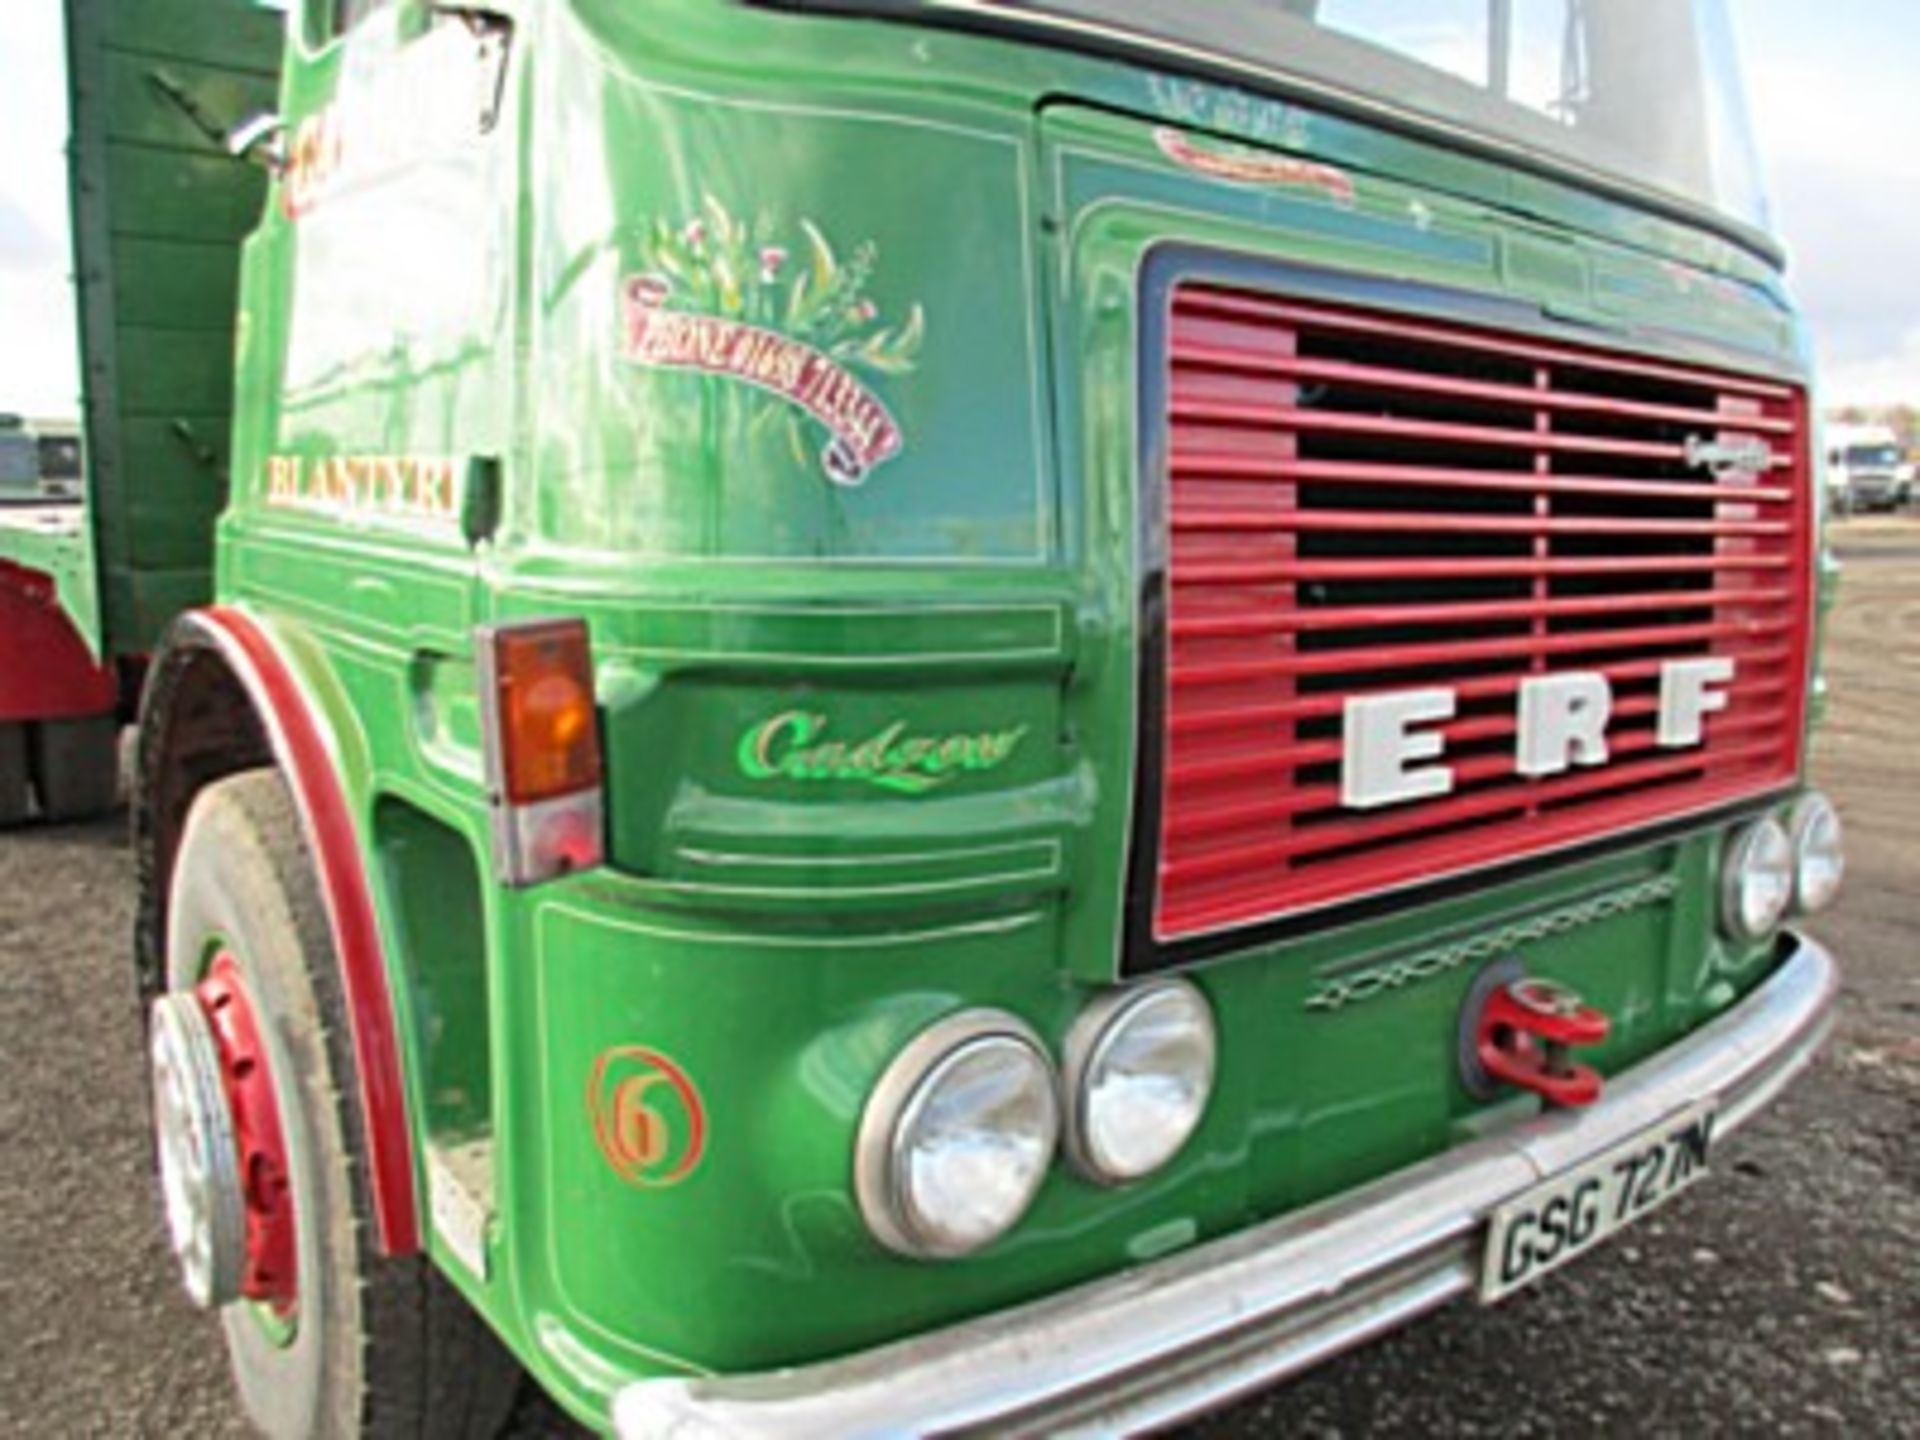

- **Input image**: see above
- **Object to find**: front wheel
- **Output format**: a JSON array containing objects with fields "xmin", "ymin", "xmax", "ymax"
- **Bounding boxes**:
[{"xmin": 152, "ymin": 768, "xmax": 518, "ymax": 1438}]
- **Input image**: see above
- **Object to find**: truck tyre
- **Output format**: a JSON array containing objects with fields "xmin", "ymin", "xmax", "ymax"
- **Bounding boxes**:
[
  {"xmin": 162, "ymin": 769, "xmax": 519, "ymax": 1439},
  {"xmin": 29, "ymin": 713, "xmax": 121, "ymax": 820},
  {"xmin": 0, "ymin": 722, "xmax": 29, "ymax": 826}
]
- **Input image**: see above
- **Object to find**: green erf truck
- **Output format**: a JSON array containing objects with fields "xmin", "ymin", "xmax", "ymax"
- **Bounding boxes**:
[{"xmin": 1, "ymin": 0, "xmax": 1846, "ymax": 1434}]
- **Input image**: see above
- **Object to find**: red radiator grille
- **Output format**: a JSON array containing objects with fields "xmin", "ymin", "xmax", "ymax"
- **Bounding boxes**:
[{"xmin": 1152, "ymin": 280, "xmax": 1811, "ymax": 945}]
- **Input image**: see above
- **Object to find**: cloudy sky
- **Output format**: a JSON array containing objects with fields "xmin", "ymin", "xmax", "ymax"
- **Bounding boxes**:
[
  {"xmin": 1740, "ymin": 0, "xmax": 1920, "ymax": 407},
  {"xmin": 1, "ymin": 1, "xmax": 1915, "ymax": 418},
  {"xmin": 0, "ymin": 1, "xmax": 76, "ymax": 420}
]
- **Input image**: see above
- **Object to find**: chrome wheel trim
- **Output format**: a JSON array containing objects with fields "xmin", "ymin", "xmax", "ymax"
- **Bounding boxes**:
[{"xmin": 149, "ymin": 992, "xmax": 247, "ymax": 1309}]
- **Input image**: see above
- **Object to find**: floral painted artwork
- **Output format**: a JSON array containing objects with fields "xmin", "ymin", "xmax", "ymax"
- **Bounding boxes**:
[{"xmin": 621, "ymin": 195, "xmax": 925, "ymax": 486}]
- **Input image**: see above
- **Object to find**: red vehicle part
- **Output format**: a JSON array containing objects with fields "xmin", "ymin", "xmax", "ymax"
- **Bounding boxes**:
[
  {"xmin": 196, "ymin": 952, "xmax": 297, "ymax": 1310},
  {"xmin": 1151, "ymin": 285, "xmax": 1812, "ymax": 947},
  {"xmin": 184, "ymin": 606, "xmax": 420, "ymax": 1255},
  {"xmin": 0, "ymin": 558, "xmax": 116, "ymax": 723},
  {"xmin": 1476, "ymin": 976, "xmax": 1611, "ymax": 1107}
]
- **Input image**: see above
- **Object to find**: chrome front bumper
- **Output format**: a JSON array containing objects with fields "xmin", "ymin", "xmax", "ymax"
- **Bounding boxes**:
[{"xmin": 615, "ymin": 934, "xmax": 1837, "ymax": 1439}]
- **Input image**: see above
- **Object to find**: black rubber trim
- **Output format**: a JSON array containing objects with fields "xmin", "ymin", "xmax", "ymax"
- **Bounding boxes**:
[{"xmin": 1120, "ymin": 244, "xmax": 1802, "ymax": 976}]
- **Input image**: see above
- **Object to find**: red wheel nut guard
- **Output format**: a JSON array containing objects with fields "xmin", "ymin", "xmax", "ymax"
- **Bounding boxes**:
[{"xmin": 196, "ymin": 954, "xmax": 298, "ymax": 1313}]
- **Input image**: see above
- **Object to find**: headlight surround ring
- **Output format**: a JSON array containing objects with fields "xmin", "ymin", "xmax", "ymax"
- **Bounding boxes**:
[
  {"xmin": 854, "ymin": 1009, "xmax": 1059, "ymax": 1260},
  {"xmin": 1786, "ymin": 791, "xmax": 1845, "ymax": 914},
  {"xmin": 1062, "ymin": 979, "xmax": 1217, "ymax": 1187},
  {"xmin": 1719, "ymin": 815, "xmax": 1795, "ymax": 942}
]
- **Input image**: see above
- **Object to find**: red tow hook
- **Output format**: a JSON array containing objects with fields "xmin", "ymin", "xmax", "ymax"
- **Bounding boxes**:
[{"xmin": 1475, "ymin": 977, "xmax": 1611, "ymax": 1108}]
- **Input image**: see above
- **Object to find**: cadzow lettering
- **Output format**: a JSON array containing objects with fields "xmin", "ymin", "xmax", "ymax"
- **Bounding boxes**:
[
  {"xmin": 738, "ymin": 711, "xmax": 1028, "ymax": 795},
  {"xmin": 1341, "ymin": 658, "xmax": 1735, "ymax": 810}
]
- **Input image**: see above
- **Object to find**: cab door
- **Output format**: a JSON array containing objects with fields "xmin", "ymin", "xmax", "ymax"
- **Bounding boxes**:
[{"xmin": 223, "ymin": 0, "xmax": 517, "ymax": 646}]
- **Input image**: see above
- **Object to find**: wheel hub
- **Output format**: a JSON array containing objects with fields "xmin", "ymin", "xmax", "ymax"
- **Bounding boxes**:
[
  {"xmin": 150, "ymin": 990, "xmax": 246, "ymax": 1307},
  {"xmin": 149, "ymin": 955, "xmax": 296, "ymax": 1313}
]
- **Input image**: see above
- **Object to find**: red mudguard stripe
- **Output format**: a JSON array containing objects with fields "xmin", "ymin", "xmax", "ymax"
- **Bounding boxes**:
[{"xmin": 198, "ymin": 606, "xmax": 420, "ymax": 1255}]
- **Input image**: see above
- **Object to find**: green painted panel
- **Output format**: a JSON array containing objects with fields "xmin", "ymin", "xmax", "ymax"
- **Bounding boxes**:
[
  {"xmin": 100, "ymin": 50, "xmax": 278, "ymax": 151},
  {"xmin": 88, "ymin": 0, "xmax": 288, "ymax": 71},
  {"xmin": 100, "ymin": 566, "xmax": 212, "ymax": 646},
  {"xmin": 521, "ymin": 7, "xmax": 1050, "ymax": 565},
  {"xmin": 65, "ymin": 0, "xmax": 282, "ymax": 654},
  {"xmin": 114, "ymin": 328, "xmax": 236, "ymax": 414},
  {"xmin": 114, "ymin": 415, "xmax": 228, "ymax": 568},
  {"xmin": 0, "ymin": 511, "xmax": 101, "ymax": 661},
  {"xmin": 106, "ymin": 147, "xmax": 266, "ymax": 242},
  {"xmin": 108, "ymin": 239, "xmax": 244, "ymax": 328}
]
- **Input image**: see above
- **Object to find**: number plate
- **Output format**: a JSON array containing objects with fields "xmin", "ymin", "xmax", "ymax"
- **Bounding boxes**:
[{"xmin": 1480, "ymin": 1102, "xmax": 1716, "ymax": 1302}]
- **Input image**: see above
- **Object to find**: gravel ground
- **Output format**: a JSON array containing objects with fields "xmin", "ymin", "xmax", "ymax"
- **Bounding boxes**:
[{"xmin": 2, "ymin": 522, "xmax": 1915, "ymax": 1439}]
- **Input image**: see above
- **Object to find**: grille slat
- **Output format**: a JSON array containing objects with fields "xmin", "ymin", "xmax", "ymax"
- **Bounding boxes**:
[
  {"xmin": 1172, "ymin": 510, "xmax": 1790, "ymax": 538},
  {"xmin": 1170, "ymin": 586, "xmax": 1791, "ymax": 639},
  {"xmin": 1166, "ymin": 732, "xmax": 1784, "ymax": 883},
  {"xmin": 1170, "ymin": 345, "xmax": 1797, "ymax": 432},
  {"xmin": 1163, "ymin": 767, "xmax": 1783, "ymax": 937},
  {"xmin": 1173, "ymin": 554, "xmax": 1791, "ymax": 585},
  {"xmin": 1166, "ymin": 695, "xmax": 1785, "ymax": 793},
  {"xmin": 1170, "ymin": 456, "xmax": 1793, "ymax": 505},
  {"xmin": 1172, "ymin": 618, "xmax": 1791, "ymax": 684},
  {"xmin": 1171, "ymin": 401, "xmax": 1707, "ymax": 462},
  {"xmin": 1167, "ymin": 658, "xmax": 1795, "ymax": 736},
  {"xmin": 1150, "ymin": 281, "xmax": 1811, "ymax": 945},
  {"xmin": 1173, "ymin": 288, "xmax": 1799, "ymax": 397}
]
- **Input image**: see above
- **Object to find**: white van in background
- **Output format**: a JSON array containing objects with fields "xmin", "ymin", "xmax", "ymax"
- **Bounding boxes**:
[
  {"xmin": 0, "ymin": 416, "xmax": 83, "ymax": 505},
  {"xmin": 1825, "ymin": 421, "xmax": 1910, "ymax": 514}
]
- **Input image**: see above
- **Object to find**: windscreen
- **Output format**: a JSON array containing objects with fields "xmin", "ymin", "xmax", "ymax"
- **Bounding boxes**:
[
  {"xmin": 0, "ymin": 434, "xmax": 36, "ymax": 493},
  {"xmin": 1844, "ymin": 444, "xmax": 1901, "ymax": 470},
  {"xmin": 848, "ymin": 0, "xmax": 1770, "ymax": 229},
  {"xmin": 35, "ymin": 434, "xmax": 82, "ymax": 482}
]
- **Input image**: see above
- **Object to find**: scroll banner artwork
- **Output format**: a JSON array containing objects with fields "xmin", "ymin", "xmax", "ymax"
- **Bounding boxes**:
[{"xmin": 620, "ymin": 274, "xmax": 904, "ymax": 486}]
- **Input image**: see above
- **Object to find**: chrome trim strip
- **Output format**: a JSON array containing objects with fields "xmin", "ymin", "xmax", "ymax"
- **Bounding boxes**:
[{"xmin": 614, "ymin": 934, "xmax": 1836, "ymax": 1438}]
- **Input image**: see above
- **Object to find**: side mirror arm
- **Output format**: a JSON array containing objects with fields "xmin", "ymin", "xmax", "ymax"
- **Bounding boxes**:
[{"xmin": 225, "ymin": 113, "xmax": 289, "ymax": 174}]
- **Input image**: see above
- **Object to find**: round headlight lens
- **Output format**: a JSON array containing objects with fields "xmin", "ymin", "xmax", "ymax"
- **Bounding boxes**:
[
  {"xmin": 856, "ymin": 1012, "xmax": 1058, "ymax": 1260},
  {"xmin": 1719, "ymin": 817, "xmax": 1793, "ymax": 942},
  {"xmin": 1788, "ymin": 792, "xmax": 1844, "ymax": 914},
  {"xmin": 1065, "ymin": 980, "xmax": 1216, "ymax": 1185}
]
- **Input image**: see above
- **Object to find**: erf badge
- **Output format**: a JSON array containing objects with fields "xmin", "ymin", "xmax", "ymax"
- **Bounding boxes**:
[{"xmin": 586, "ymin": 1047, "xmax": 707, "ymax": 1188}]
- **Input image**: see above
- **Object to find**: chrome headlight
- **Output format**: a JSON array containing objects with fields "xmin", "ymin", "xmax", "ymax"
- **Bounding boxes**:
[
  {"xmin": 1719, "ymin": 816, "xmax": 1793, "ymax": 942},
  {"xmin": 1063, "ymin": 980, "xmax": 1216, "ymax": 1186},
  {"xmin": 1787, "ymin": 792, "xmax": 1844, "ymax": 914},
  {"xmin": 855, "ymin": 1010, "xmax": 1058, "ymax": 1260}
]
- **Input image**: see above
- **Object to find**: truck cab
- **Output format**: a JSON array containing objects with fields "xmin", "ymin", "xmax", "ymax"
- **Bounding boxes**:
[
  {"xmin": 1825, "ymin": 422, "xmax": 1907, "ymax": 513},
  {"xmin": 0, "ymin": 418, "xmax": 38, "ymax": 505},
  {"xmin": 0, "ymin": 416, "xmax": 79, "ymax": 505},
  {"xmin": 32, "ymin": 423, "xmax": 84, "ymax": 502},
  {"xmin": 42, "ymin": 0, "xmax": 1844, "ymax": 1434}
]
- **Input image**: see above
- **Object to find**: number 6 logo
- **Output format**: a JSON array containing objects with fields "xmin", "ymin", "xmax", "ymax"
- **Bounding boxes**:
[{"xmin": 586, "ymin": 1046, "xmax": 708, "ymax": 1188}]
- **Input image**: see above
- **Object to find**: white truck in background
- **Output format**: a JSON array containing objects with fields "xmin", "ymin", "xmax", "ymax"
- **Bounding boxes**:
[
  {"xmin": 1824, "ymin": 421, "xmax": 1910, "ymax": 514},
  {"xmin": 0, "ymin": 417, "xmax": 83, "ymax": 505}
]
